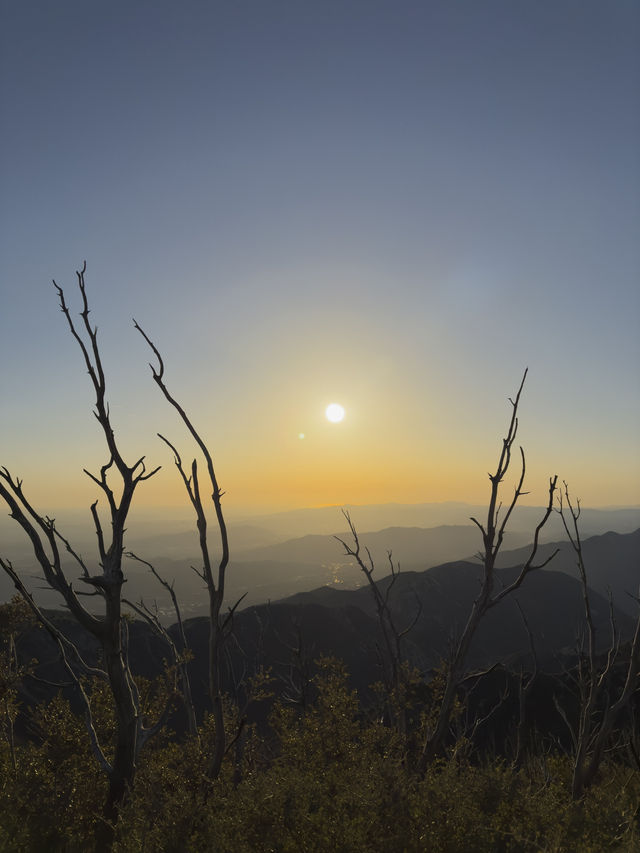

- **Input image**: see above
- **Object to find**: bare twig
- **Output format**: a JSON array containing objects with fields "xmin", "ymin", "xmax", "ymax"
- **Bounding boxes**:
[
  {"xmin": 135, "ymin": 320, "xmax": 230, "ymax": 781},
  {"xmin": 419, "ymin": 370, "xmax": 558, "ymax": 770}
]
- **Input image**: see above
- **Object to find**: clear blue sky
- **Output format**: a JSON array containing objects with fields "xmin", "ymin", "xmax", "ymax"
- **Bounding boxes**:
[{"xmin": 1, "ymin": 0, "xmax": 638, "ymax": 514}]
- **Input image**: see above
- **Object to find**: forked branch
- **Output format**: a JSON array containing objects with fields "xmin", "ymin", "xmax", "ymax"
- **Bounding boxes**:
[
  {"xmin": 134, "ymin": 320, "xmax": 231, "ymax": 781},
  {"xmin": 419, "ymin": 369, "xmax": 558, "ymax": 770}
]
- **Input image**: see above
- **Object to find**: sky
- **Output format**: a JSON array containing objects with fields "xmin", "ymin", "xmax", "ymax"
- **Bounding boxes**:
[{"xmin": 1, "ymin": 0, "xmax": 639, "ymax": 519}]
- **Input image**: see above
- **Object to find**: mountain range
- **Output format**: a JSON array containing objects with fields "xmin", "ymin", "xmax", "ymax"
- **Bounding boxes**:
[
  {"xmin": 12, "ymin": 527, "xmax": 639, "ymax": 719},
  {"xmin": 1, "ymin": 502, "xmax": 638, "ymax": 623}
]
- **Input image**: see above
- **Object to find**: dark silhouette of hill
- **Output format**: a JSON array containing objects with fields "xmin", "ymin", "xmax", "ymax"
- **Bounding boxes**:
[
  {"xmin": 220, "ymin": 524, "xmax": 640, "ymax": 617},
  {"xmin": 280, "ymin": 563, "xmax": 636, "ymax": 671},
  {"xmin": 177, "ymin": 551, "xmax": 636, "ymax": 705},
  {"xmin": 133, "ymin": 558, "xmax": 629, "ymax": 716},
  {"xmin": 4, "ymin": 525, "xmax": 638, "ymax": 630},
  {"xmin": 12, "ymin": 545, "xmax": 637, "ymax": 725},
  {"xmin": 0, "ymin": 524, "xmax": 529, "ymax": 617},
  {"xmin": 0, "ymin": 502, "xmax": 640, "ymax": 624},
  {"xmin": 490, "ymin": 528, "xmax": 640, "ymax": 616}
]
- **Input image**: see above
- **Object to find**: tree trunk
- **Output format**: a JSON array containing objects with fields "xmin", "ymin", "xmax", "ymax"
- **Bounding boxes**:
[{"xmin": 208, "ymin": 596, "xmax": 225, "ymax": 780}]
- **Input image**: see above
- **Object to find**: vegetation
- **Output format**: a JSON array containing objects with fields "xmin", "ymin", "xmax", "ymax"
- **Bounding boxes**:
[{"xmin": 0, "ymin": 655, "xmax": 638, "ymax": 852}]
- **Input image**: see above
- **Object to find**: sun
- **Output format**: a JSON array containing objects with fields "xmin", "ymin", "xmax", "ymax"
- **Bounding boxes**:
[{"xmin": 325, "ymin": 403, "xmax": 345, "ymax": 423}]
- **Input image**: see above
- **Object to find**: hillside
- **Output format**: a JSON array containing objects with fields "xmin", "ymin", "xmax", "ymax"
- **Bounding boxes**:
[
  {"xmin": 16, "ymin": 532, "xmax": 636, "ymax": 709},
  {"xmin": 490, "ymin": 528, "xmax": 640, "ymax": 616}
]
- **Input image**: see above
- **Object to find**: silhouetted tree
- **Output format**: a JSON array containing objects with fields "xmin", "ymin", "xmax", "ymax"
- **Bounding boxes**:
[
  {"xmin": 0, "ymin": 263, "xmax": 230, "ymax": 844},
  {"xmin": 123, "ymin": 552, "xmax": 199, "ymax": 739},
  {"xmin": 555, "ymin": 482, "xmax": 640, "ymax": 799},
  {"xmin": 418, "ymin": 369, "xmax": 559, "ymax": 769},
  {"xmin": 336, "ymin": 512, "xmax": 421, "ymax": 734},
  {"xmin": 133, "ymin": 322, "xmax": 235, "ymax": 781}
]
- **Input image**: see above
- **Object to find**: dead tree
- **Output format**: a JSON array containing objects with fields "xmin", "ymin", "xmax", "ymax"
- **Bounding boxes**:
[
  {"xmin": 556, "ymin": 482, "xmax": 640, "ymax": 799},
  {"xmin": 511, "ymin": 600, "xmax": 539, "ymax": 766},
  {"xmin": 123, "ymin": 552, "xmax": 199, "ymax": 739},
  {"xmin": 0, "ymin": 264, "xmax": 169, "ymax": 839},
  {"xmin": 336, "ymin": 512, "xmax": 421, "ymax": 734},
  {"xmin": 271, "ymin": 617, "xmax": 315, "ymax": 713},
  {"xmin": 418, "ymin": 369, "xmax": 558, "ymax": 771},
  {"xmin": 134, "ymin": 322, "xmax": 231, "ymax": 781}
]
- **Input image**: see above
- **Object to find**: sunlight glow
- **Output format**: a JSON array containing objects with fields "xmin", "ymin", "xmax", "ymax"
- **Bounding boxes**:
[{"xmin": 325, "ymin": 403, "xmax": 345, "ymax": 423}]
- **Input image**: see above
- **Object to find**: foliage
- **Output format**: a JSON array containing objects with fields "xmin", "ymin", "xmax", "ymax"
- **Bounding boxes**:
[
  {"xmin": 0, "ymin": 597, "xmax": 35, "ymax": 768},
  {"xmin": 0, "ymin": 653, "xmax": 638, "ymax": 852},
  {"xmin": 0, "ymin": 694, "xmax": 105, "ymax": 851}
]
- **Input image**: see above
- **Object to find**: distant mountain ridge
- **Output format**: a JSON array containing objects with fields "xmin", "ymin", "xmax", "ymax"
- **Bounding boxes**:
[
  {"xmin": 2, "ymin": 514, "xmax": 638, "ymax": 621},
  {"xmin": 181, "ymin": 546, "xmax": 640, "ymax": 703},
  {"xmin": 491, "ymin": 528, "xmax": 640, "ymax": 616},
  {"xmin": 234, "ymin": 502, "xmax": 640, "ymax": 542},
  {"xmin": 273, "ymin": 562, "xmax": 636, "ymax": 675},
  {"xmin": 11, "ymin": 529, "xmax": 639, "ymax": 722},
  {"xmin": 236, "ymin": 524, "xmax": 529, "ymax": 569}
]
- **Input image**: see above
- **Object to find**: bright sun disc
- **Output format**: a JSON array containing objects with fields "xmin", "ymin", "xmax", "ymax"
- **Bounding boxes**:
[{"xmin": 325, "ymin": 403, "xmax": 345, "ymax": 423}]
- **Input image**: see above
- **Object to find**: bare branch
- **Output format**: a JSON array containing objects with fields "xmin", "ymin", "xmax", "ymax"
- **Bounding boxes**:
[
  {"xmin": 420, "ymin": 369, "xmax": 558, "ymax": 769},
  {"xmin": 0, "ymin": 472, "xmax": 102, "ymax": 635},
  {"xmin": 135, "ymin": 320, "xmax": 231, "ymax": 780},
  {"xmin": 555, "ymin": 481, "xmax": 640, "ymax": 798},
  {"xmin": 336, "ymin": 509, "xmax": 415, "ymax": 734},
  {"xmin": 51, "ymin": 523, "xmax": 92, "ymax": 581},
  {"xmin": 489, "ymin": 475, "xmax": 559, "ymax": 607},
  {"xmin": 221, "ymin": 592, "xmax": 249, "ymax": 636}
]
